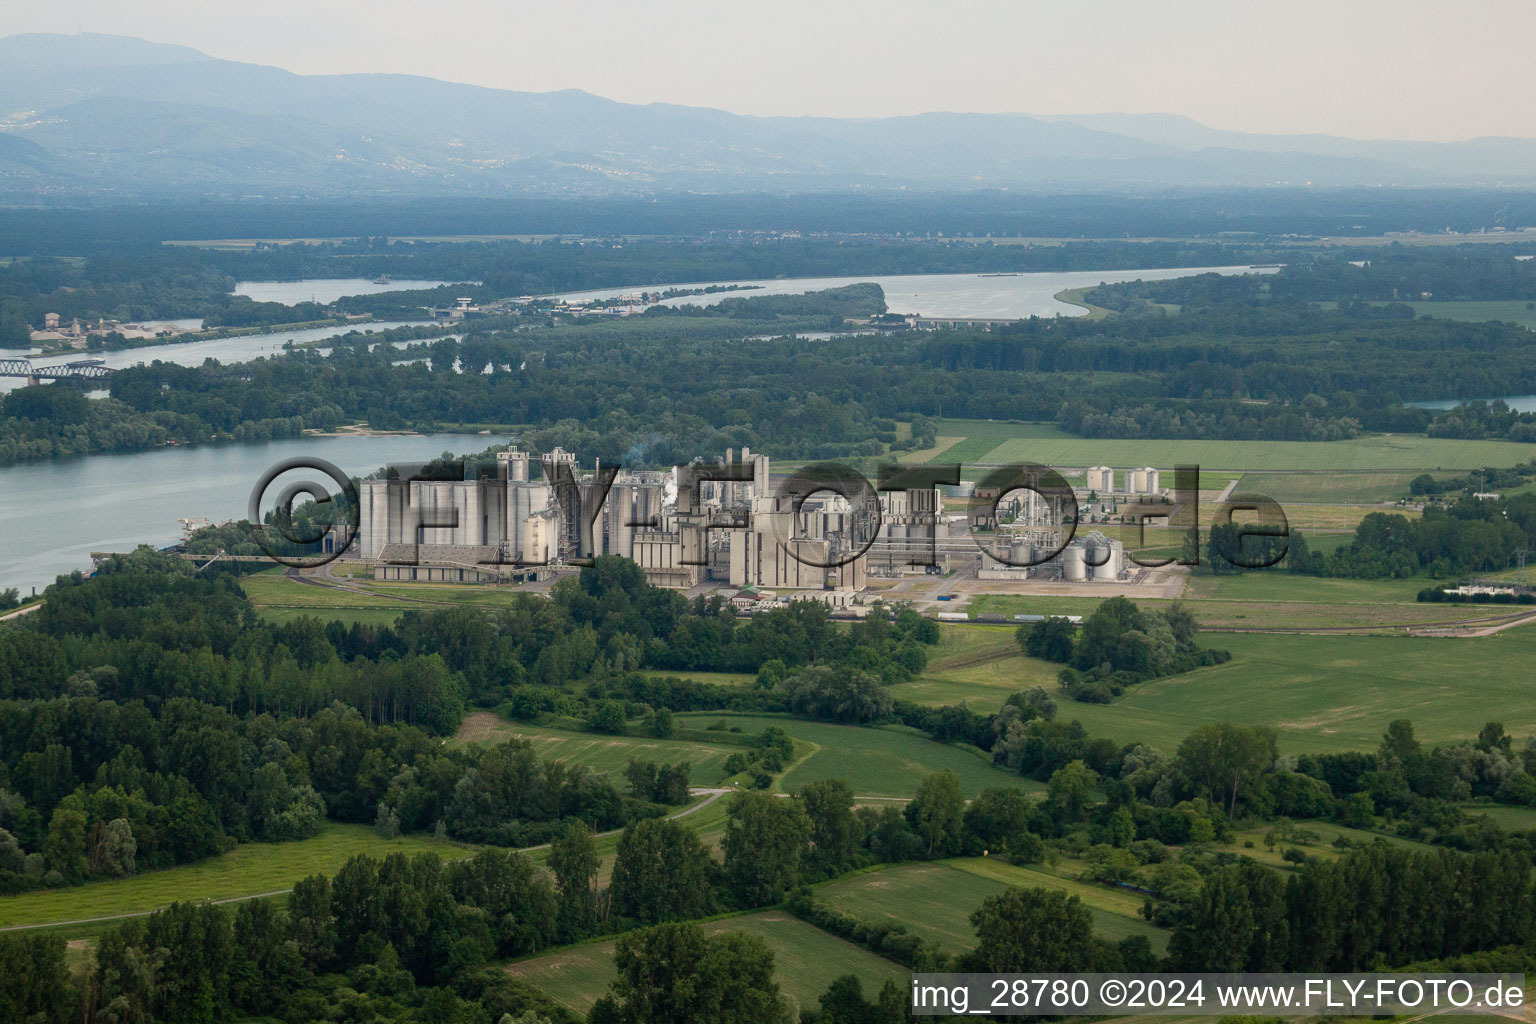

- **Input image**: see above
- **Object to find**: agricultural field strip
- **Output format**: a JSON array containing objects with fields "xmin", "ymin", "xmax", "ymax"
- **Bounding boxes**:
[
  {"xmin": 504, "ymin": 910, "xmax": 910, "ymax": 1015},
  {"xmin": 0, "ymin": 792, "xmax": 730, "ymax": 932}
]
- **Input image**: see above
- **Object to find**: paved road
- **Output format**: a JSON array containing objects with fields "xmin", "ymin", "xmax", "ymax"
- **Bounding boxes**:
[{"xmin": 0, "ymin": 787, "xmax": 735, "ymax": 933}]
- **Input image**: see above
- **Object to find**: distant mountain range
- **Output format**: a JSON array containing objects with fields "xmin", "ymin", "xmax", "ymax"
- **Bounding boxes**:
[{"xmin": 3, "ymin": 33, "xmax": 1535, "ymax": 199}]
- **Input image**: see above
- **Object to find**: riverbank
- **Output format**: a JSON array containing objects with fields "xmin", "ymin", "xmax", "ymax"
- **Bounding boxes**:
[
  {"xmin": 1052, "ymin": 286, "xmax": 1116, "ymax": 320},
  {"xmin": 34, "ymin": 315, "xmax": 395, "ymax": 359}
]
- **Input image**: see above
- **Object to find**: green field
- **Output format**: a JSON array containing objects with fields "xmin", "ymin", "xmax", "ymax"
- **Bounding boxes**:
[
  {"xmin": 816, "ymin": 863, "xmax": 996, "ymax": 954},
  {"xmin": 890, "ymin": 625, "xmax": 1061, "ymax": 708},
  {"xmin": 455, "ymin": 713, "xmax": 746, "ymax": 786},
  {"xmin": 929, "ymin": 420, "xmax": 1536, "ymax": 471},
  {"xmin": 1332, "ymin": 299, "xmax": 1536, "ymax": 330},
  {"xmin": 674, "ymin": 713, "xmax": 1043, "ymax": 798},
  {"xmin": 963, "ymin": 576, "xmax": 1493, "ymax": 641},
  {"xmin": 1178, "ymin": 572, "xmax": 1497, "ymax": 630},
  {"xmin": 642, "ymin": 669, "xmax": 758, "ymax": 687},
  {"xmin": 945, "ymin": 858, "xmax": 1169, "ymax": 950},
  {"xmin": 0, "ymin": 824, "xmax": 478, "ymax": 930},
  {"xmin": 899, "ymin": 619, "xmax": 1536, "ymax": 754},
  {"xmin": 241, "ymin": 572, "xmax": 550, "ymax": 627},
  {"xmin": 506, "ymin": 911, "xmax": 907, "ymax": 1016},
  {"xmin": 918, "ymin": 421, "xmax": 1076, "ymax": 464},
  {"xmin": 1049, "ymin": 628, "xmax": 1536, "ymax": 755},
  {"xmin": 1233, "ymin": 471, "xmax": 1441, "ymax": 504}
]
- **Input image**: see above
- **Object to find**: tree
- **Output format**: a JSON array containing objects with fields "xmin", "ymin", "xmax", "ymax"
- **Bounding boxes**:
[
  {"xmin": 549, "ymin": 820, "xmax": 599, "ymax": 939},
  {"xmin": 1073, "ymin": 596, "xmax": 1145, "ymax": 670},
  {"xmin": 1175, "ymin": 723, "xmax": 1278, "ymax": 818},
  {"xmin": 722, "ymin": 792, "xmax": 811, "ymax": 907},
  {"xmin": 801, "ymin": 779, "xmax": 860, "ymax": 878},
  {"xmin": 649, "ymin": 707, "xmax": 675, "ymax": 738},
  {"xmin": 904, "ymin": 770, "xmax": 964, "ymax": 857},
  {"xmin": 0, "ymin": 933, "xmax": 74, "ymax": 1024},
  {"xmin": 598, "ymin": 923, "xmax": 792, "ymax": 1024},
  {"xmin": 962, "ymin": 787, "xmax": 1033, "ymax": 852},
  {"xmin": 609, "ymin": 818, "xmax": 713, "ymax": 924},
  {"xmin": 88, "ymin": 818, "xmax": 137, "ymax": 877},
  {"xmin": 624, "ymin": 760, "xmax": 658, "ymax": 800},
  {"xmin": 777, "ymin": 665, "xmax": 891, "ymax": 724},
  {"xmin": 1107, "ymin": 806, "xmax": 1136, "ymax": 848},
  {"xmin": 1045, "ymin": 760, "xmax": 1097, "ymax": 822},
  {"xmin": 586, "ymin": 701, "xmax": 626, "ymax": 734},
  {"xmin": 374, "ymin": 801, "xmax": 400, "ymax": 840},
  {"xmin": 1380, "ymin": 719, "xmax": 1421, "ymax": 763},
  {"xmin": 968, "ymin": 887, "xmax": 1095, "ymax": 972},
  {"xmin": 1019, "ymin": 617, "xmax": 1075, "ymax": 663},
  {"xmin": 42, "ymin": 808, "xmax": 87, "ymax": 880}
]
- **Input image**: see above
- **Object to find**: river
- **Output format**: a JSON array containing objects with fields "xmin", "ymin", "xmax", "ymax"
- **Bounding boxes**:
[
  {"xmin": 550, "ymin": 264, "xmax": 1279, "ymax": 319},
  {"xmin": 0, "ymin": 432, "xmax": 491, "ymax": 597},
  {"xmin": 0, "ymin": 322, "xmax": 431, "ymax": 395}
]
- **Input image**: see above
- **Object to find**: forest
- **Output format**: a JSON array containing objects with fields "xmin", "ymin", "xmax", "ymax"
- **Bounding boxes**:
[{"xmin": 5, "ymin": 551, "xmax": 1536, "ymax": 1021}]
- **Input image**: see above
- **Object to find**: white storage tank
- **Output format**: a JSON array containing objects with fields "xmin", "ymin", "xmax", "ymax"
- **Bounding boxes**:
[
  {"xmin": 1143, "ymin": 467, "xmax": 1160, "ymax": 493},
  {"xmin": 1127, "ymin": 469, "xmax": 1148, "ymax": 494},
  {"xmin": 1062, "ymin": 546, "xmax": 1087, "ymax": 580},
  {"xmin": 1093, "ymin": 539, "xmax": 1124, "ymax": 580},
  {"xmin": 1010, "ymin": 537, "xmax": 1032, "ymax": 564},
  {"xmin": 1086, "ymin": 466, "xmax": 1114, "ymax": 493}
]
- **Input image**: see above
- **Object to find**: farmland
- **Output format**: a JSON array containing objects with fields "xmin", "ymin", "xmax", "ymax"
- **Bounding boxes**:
[
  {"xmin": 891, "ymin": 615, "xmax": 1536, "ymax": 757},
  {"xmin": 816, "ymin": 860, "xmax": 1170, "ymax": 954},
  {"xmin": 0, "ymin": 824, "xmax": 479, "ymax": 932},
  {"xmin": 923, "ymin": 419, "xmax": 1536, "ymax": 471},
  {"xmin": 946, "ymin": 858, "xmax": 1170, "ymax": 950},
  {"xmin": 964, "ymin": 572, "xmax": 1498, "ymax": 633},
  {"xmin": 1233, "ymin": 470, "xmax": 1439, "ymax": 504},
  {"xmin": 673, "ymin": 712, "xmax": 1044, "ymax": 798},
  {"xmin": 505, "ymin": 911, "xmax": 908, "ymax": 1016},
  {"xmin": 1046, "ymin": 628, "xmax": 1536, "ymax": 755},
  {"xmin": 454, "ymin": 712, "xmax": 747, "ymax": 786}
]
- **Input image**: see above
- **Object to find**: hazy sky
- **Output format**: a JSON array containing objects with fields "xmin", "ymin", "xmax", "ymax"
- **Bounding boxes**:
[{"xmin": 3, "ymin": 0, "xmax": 1531, "ymax": 141}]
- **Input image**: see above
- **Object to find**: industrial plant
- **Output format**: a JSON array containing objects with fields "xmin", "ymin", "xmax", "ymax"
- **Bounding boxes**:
[{"xmin": 353, "ymin": 444, "xmax": 1178, "ymax": 609}]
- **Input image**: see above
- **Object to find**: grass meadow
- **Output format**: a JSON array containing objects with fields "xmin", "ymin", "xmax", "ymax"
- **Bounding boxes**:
[
  {"xmin": 454, "ymin": 713, "xmax": 745, "ymax": 786},
  {"xmin": 505, "ymin": 911, "xmax": 908, "ymax": 1016},
  {"xmin": 921, "ymin": 420, "xmax": 1536, "ymax": 471},
  {"xmin": 673, "ymin": 712, "xmax": 1043, "ymax": 798},
  {"xmin": 0, "ymin": 824, "xmax": 478, "ymax": 931}
]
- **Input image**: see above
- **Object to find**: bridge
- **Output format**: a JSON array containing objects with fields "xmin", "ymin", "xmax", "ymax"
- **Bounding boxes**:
[{"xmin": 0, "ymin": 358, "xmax": 115, "ymax": 383}]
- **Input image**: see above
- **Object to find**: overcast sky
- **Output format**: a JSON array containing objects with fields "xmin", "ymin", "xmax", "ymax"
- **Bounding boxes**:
[{"xmin": 2, "ymin": 0, "xmax": 1530, "ymax": 142}]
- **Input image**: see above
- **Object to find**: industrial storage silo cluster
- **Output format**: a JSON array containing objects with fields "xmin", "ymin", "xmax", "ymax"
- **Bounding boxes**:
[
  {"xmin": 1061, "ymin": 530, "xmax": 1124, "ymax": 581},
  {"xmin": 1086, "ymin": 466, "xmax": 1114, "ymax": 493},
  {"xmin": 1124, "ymin": 467, "xmax": 1161, "ymax": 494}
]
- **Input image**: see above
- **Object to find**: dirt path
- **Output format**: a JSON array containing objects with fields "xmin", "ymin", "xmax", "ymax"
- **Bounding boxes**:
[{"xmin": 0, "ymin": 602, "xmax": 41, "ymax": 622}]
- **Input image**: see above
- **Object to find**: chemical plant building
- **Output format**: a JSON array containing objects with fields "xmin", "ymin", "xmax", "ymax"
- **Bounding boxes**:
[{"xmin": 357, "ymin": 446, "xmax": 886, "ymax": 599}]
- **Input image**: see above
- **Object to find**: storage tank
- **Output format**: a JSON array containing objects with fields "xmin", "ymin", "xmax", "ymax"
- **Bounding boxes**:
[
  {"xmin": 1127, "ymin": 469, "xmax": 1148, "ymax": 494},
  {"xmin": 1093, "ymin": 539, "xmax": 1124, "ymax": 580},
  {"xmin": 1010, "ymin": 537, "xmax": 1032, "ymax": 565},
  {"xmin": 1062, "ymin": 546, "xmax": 1087, "ymax": 580},
  {"xmin": 1143, "ymin": 467, "xmax": 1160, "ymax": 493}
]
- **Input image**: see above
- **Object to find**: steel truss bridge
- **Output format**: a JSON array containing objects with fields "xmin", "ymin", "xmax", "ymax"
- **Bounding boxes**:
[{"xmin": 0, "ymin": 358, "xmax": 115, "ymax": 382}]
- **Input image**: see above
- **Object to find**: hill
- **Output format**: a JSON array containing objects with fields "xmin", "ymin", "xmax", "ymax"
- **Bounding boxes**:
[{"xmin": 5, "ymin": 33, "xmax": 1536, "ymax": 198}]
